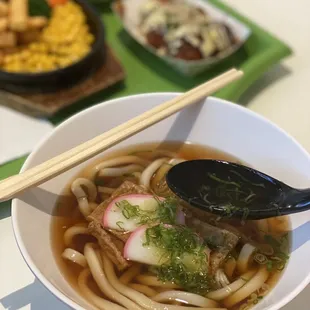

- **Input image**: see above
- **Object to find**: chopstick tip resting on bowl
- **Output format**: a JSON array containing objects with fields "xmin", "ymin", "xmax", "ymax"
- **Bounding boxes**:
[{"xmin": 0, "ymin": 68, "xmax": 243, "ymax": 202}]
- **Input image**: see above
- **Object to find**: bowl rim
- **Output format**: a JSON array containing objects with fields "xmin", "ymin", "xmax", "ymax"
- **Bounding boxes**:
[
  {"xmin": 0, "ymin": 0, "xmax": 105, "ymax": 79},
  {"xmin": 11, "ymin": 93, "xmax": 310, "ymax": 310}
]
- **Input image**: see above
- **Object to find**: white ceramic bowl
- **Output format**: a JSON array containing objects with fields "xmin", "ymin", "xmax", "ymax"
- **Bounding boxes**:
[{"xmin": 12, "ymin": 94, "xmax": 310, "ymax": 310}]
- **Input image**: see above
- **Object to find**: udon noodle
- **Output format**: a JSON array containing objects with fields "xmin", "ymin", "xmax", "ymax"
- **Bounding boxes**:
[{"xmin": 52, "ymin": 142, "xmax": 290, "ymax": 310}]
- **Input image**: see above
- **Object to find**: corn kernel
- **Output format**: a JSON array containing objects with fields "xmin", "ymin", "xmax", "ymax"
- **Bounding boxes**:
[{"xmin": 0, "ymin": 1, "xmax": 94, "ymax": 73}]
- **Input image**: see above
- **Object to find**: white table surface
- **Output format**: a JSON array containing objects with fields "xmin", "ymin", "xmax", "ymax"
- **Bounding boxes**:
[{"xmin": 1, "ymin": 0, "xmax": 310, "ymax": 309}]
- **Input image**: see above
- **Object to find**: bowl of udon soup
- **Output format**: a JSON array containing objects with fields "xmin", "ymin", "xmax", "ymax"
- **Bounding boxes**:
[{"xmin": 12, "ymin": 94, "xmax": 310, "ymax": 310}]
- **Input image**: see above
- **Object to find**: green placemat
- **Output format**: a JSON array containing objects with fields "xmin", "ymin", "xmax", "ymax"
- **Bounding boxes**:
[{"xmin": 0, "ymin": 0, "xmax": 292, "ymax": 215}]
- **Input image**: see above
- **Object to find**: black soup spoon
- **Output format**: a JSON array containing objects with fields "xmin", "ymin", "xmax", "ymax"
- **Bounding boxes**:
[{"xmin": 166, "ymin": 160, "xmax": 310, "ymax": 220}]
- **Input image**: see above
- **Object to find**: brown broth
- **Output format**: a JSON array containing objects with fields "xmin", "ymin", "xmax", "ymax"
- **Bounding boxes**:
[{"xmin": 51, "ymin": 142, "xmax": 291, "ymax": 308}]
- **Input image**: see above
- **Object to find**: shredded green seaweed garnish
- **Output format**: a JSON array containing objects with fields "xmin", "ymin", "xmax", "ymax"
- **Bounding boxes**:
[
  {"xmin": 143, "ymin": 224, "xmax": 205, "ymax": 259},
  {"xmin": 266, "ymin": 260, "xmax": 274, "ymax": 272},
  {"xmin": 116, "ymin": 196, "xmax": 179, "ymax": 225},
  {"xmin": 240, "ymin": 291, "xmax": 265, "ymax": 309},
  {"xmin": 156, "ymin": 262, "xmax": 214, "ymax": 294},
  {"xmin": 260, "ymin": 234, "xmax": 290, "ymax": 272},
  {"xmin": 116, "ymin": 200, "xmax": 140, "ymax": 219},
  {"xmin": 230, "ymin": 170, "xmax": 266, "ymax": 188},
  {"xmin": 116, "ymin": 221, "xmax": 125, "ymax": 230},
  {"xmin": 198, "ymin": 170, "xmax": 270, "ymax": 220},
  {"xmin": 208, "ymin": 173, "xmax": 241, "ymax": 188},
  {"xmin": 143, "ymin": 224, "xmax": 214, "ymax": 293}
]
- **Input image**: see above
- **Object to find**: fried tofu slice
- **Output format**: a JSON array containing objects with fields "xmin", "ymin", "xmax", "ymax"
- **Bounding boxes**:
[{"xmin": 87, "ymin": 181, "xmax": 148, "ymax": 270}]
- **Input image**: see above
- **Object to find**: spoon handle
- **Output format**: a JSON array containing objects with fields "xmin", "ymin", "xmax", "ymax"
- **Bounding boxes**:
[{"xmin": 281, "ymin": 188, "xmax": 310, "ymax": 215}]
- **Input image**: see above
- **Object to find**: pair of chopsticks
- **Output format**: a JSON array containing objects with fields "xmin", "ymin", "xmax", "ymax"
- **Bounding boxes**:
[{"xmin": 0, "ymin": 68, "xmax": 243, "ymax": 202}]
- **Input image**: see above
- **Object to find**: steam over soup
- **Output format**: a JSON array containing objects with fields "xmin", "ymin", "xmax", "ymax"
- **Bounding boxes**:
[{"xmin": 52, "ymin": 142, "xmax": 290, "ymax": 310}]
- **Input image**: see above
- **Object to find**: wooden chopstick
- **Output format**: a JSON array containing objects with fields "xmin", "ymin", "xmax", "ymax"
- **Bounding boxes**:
[
  {"xmin": 0, "ymin": 68, "xmax": 243, "ymax": 202},
  {"xmin": 9, "ymin": 69, "xmax": 240, "ymax": 187}
]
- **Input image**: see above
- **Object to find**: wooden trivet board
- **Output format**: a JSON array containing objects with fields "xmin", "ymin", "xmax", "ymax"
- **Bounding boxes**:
[{"xmin": 0, "ymin": 46, "xmax": 125, "ymax": 117}]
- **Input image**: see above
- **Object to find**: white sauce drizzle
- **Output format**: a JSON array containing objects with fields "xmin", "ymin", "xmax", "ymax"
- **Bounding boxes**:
[{"xmin": 139, "ymin": 0, "xmax": 234, "ymax": 59}]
